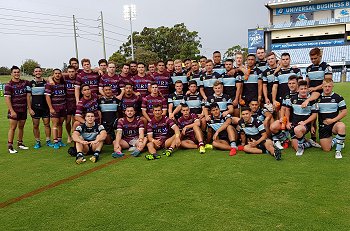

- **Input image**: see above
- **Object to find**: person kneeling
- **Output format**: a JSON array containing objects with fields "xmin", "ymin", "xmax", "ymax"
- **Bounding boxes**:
[
  {"xmin": 237, "ymin": 107, "xmax": 281, "ymax": 161},
  {"xmin": 72, "ymin": 112, "xmax": 107, "ymax": 164},
  {"xmin": 113, "ymin": 106, "xmax": 147, "ymax": 158}
]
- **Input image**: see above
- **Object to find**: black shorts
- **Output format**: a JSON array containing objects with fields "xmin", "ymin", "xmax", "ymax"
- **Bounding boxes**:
[
  {"xmin": 32, "ymin": 107, "xmax": 50, "ymax": 119},
  {"xmin": 247, "ymin": 138, "xmax": 267, "ymax": 153},
  {"xmin": 102, "ymin": 120, "xmax": 116, "ymax": 140},
  {"xmin": 8, "ymin": 111, "xmax": 27, "ymax": 121},
  {"xmin": 218, "ymin": 131, "xmax": 229, "ymax": 141},
  {"xmin": 319, "ymin": 123, "xmax": 335, "ymax": 139},
  {"xmin": 290, "ymin": 124, "xmax": 311, "ymax": 139}
]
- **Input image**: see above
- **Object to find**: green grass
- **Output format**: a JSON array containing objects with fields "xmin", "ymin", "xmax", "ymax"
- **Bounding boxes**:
[{"xmin": 1, "ymin": 82, "xmax": 350, "ymax": 230}]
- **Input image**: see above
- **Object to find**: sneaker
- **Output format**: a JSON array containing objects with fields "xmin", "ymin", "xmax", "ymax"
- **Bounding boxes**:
[
  {"xmin": 296, "ymin": 145, "xmax": 304, "ymax": 156},
  {"xmin": 18, "ymin": 143, "xmax": 29, "ymax": 150},
  {"xmin": 128, "ymin": 146, "xmax": 137, "ymax": 152},
  {"xmin": 154, "ymin": 154, "xmax": 161, "ymax": 159},
  {"xmin": 34, "ymin": 141, "xmax": 41, "ymax": 149},
  {"xmin": 274, "ymin": 146, "xmax": 282, "ymax": 161},
  {"xmin": 8, "ymin": 147, "xmax": 18, "ymax": 154},
  {"xmin": 199, "ymin": 146, "xmax": 206, "ymax": 154},
  {"xmin": 46, "ymin": 140, "xmax": 54, "ymax": 147},
  {"xmin": 274, "ymin": 140, "xmax": 284, "ymax": 150},
  {"xmin": 282, "ymin": 140, "xmax": 289, "ymax": 149},
  {"xmin": 145, "ymin": 154, "xmax": 155, "ymax": 160},
  {"xmin": 131, "ymin": 149, "xmax": 141, "ymax": 157},
  {"xmin": 53, "ymin": 142, "xmax": 60, "ymax": 149},
  {"xmin": 238, "ymin": 145, "xmax": 245, "ymax": 151},
  {"xmin": 75, "ymin": 156, "xmax": 86, "ymax": 164},
  {"xmin": 58, "ymin": 141, "xmax": 67, "ymax": 147},
  {"xmin": 164, "ymin": 149, "xmax": 172, "ymax": 157},
  {"xmin": 112, "ymin": 152, "xmax": 124, "ymax": 158},
  {"xmin": 335, "ymin": 151, "xmax": 343, "ymax": 159},
  {"xmin": 309, "ymin": 139, "xmax": 321, "ymax": 148},
  {"xmin": 205, "ymin": 144, "xmax": 213, "ymax": 150},
  {"xmin": 229, "ymin": 148, "xmax": 237, "ymax": 156},
  {"xmin": 90, "ymin": 153, "xmax": 99, "ymax": 163}
]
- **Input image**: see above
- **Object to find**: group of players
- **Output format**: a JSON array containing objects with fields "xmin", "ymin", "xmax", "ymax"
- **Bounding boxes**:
[{"xmin": 4, "ymin": 47, "xmax": 347, "ymax": 164}]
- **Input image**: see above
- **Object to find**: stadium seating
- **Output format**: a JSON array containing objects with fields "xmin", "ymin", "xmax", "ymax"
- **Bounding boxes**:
[{"xmin": 270, "ymin": 17, "xmax": 350, "ymax": 29}]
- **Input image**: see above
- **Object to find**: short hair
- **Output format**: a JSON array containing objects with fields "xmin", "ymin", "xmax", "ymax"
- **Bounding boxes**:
[
  {"xmin": 225, "ymin": 59, "xmax": 234, "ymax": 63},
  {"xmin": 103, "ymin": 84, "xmax": 112, "ymax": 88},
  {"xmin": 249, "ymin": 98, "xmax": 258, "ymax": 103},
  {"xmin": 209, "ymin": 102, "xmax": 220, "ymax": 111},
  {"xmin": 34, "ymin": 66, "xmax": 42, "ymax": 70},
  {"xmin": 67, "ymin": 65, "xmax": 75, "ymax": 70},
  {"xmin": 288, "ymin": 75, "xmax": 298, "ymax": 82},
  {"xmin": 235, "ymin": 51, "xmax": 243, "ymax": 56},
  {"xmin": 241, "ymin": 106, "xmax": 251, "ymax": 112},
  {"xmin": 81, "ymin": 84, "xmax": 90, "ymax": 91},
  {"xmin": 81, "ymin": 58, "xmax": 90, "ymax": 65},
  {"xmin": 213, "ymin": 51, "xmax": 221, "ymax": 55},
  {"xmin": 213, "ymin": 80, "xmax": 223, "ymax": 87},
  {"xmin": 85, "ymin": 112, "xmax": 95, "ymax": 116},
  {"xmin": 181, "ymin": 103, "xmax": 189, "ymax": 108},
  {"xmin": 152, "ymin": 104, "xmax": 162, "ymax": 109},
  {"xmin": 256, "ymin": 46, "xmax": 265, "ymax": 52},
  {"xmin": 309, "ymin": 47, "xmax": 321, "ymax": 56},
  {"xmin": 129, "ymin": 60, "xmax": 137, "ymax": 65},
  {"xmin": 323, "ymin": 78, "xmax": 333, "ymax": 84},
  {"xmin": 11, "ymin": 65, "xmax": 20, "ymax": 72},
  {"xmin": 157, "ymin": 60, "xmax": 165, "ymax": 65},
  {"xmin": 124, "ymin": 82, "xmax": 133, "ymax": 87},
  {"xmin": 199, "ymin": 56, "xmax": 207, "ymax": 60},
  {"xmin": 247, "ymin": 54, "xmax": 256, "ymax": 59},
  {"xmin": 175, "ymin": 80, "xmax": 183, "ymax": 85},
  {"xmin": 122, "ymin": 63, "xmax": 130, "ymax": 68},
  {"xmin": 266, "ymin": 52, "xmax": 276, "ymax": 58},
  {"xmin": 69, "ymin": 57, "xmax": 78, "ymax": 64},
  {"xmin": 150, "ymin": 82, "xmax": 158, "ymax": 86},
  {"xmin": 183, "ymin": 58, "xmax": 191, "ymax": 63},
  {"xmin": 206, "ymin": 59, "xmax": 214, "ymax": 64},
  {"xmin": 53, "ymin": 68, "xmax": 61, "ymax": 73},
  {"xmin": 107, "ymin": 61, "xmax": 116, "ymax": 66},
  {"xmin": 174, "ymin": 59, "xmax": 182, "ymax": 65},
  {"xmin": 137, "ymin": 62, "xmax": 145, "ymax": 67},
  {"xmin": 125, "ymin": 105, "xmax": 135, "ymax": 110},
  {"xmin": 281, "ymin": 53, "xmax": 290, "ymax": 58},
  {"xmin": 298, "ymin": 80, "xmax": 308, "ymax": 87},
  {"xmin": 166, "ymin": 59, "xmax": 174, "ymax": 65},
  {"xmin": 98, "ymin": 59, "xmax": 108, "ymax": 65},
  {"xmin": 188, "ymin": 80, "xmax": 197, "ymax": 86}
]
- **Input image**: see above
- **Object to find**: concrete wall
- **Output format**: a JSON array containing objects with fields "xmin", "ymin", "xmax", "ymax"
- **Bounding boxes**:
[{"xmin": 271, "ymin": 25, "xmax": 345, "ymax": 39}]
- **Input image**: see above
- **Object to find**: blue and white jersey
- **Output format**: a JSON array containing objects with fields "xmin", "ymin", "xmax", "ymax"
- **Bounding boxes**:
[
  {"xmin": 306, "ymin": 62, "xmax": 332, "ymax": 88},
  {"xmin": 237, "ymin": 117, "xmax": 265, "ymax": 141},
  {"xmin": 317, "ymin": 92, "xmax": 346, "ymax": 125},
  {"xmin": 188, "ymin": 71, "xmax": 202, "ymax": 87},
  {"xmin": 262, "ymin": 67, "xmax": 277, "ymax": 101},
  {"xmin": 184, "ymin": 92, "xmax": 204, "ymax": 114},
  {"xmin": 27, "ymin": 79, "xmax": 48, "ymax": 108},
  {"xmin": 213, "ymin": 63, "xmax": 226, "ymax": 75},
  {"xmin": 242, "ymin": 67, "xmax": 262, "ymax": 103},
  {"xmin": 98, "ymin": 96, "xmax": 120, "ymax": 124},
  {"xmin": 171, "ymin": 73, "xmax": 188, "ymax": 84},
  {"xmin": 256, "ymin": 60, "xmax": 268, "ymax": 72},
  {"xmin": 285, "ymin": 94, "xmax": 319, "ymax": 125},
  {"xmin": 252, "ymin": 108, "xmax": 268, "ymax": 123},
  {"xmin": 274, "ymin": 67, "xmax": 301, "ymax": 101},
  {"xmin": 168, "ymin": 92, "xmax": 185, "ymax": 107},
  {"xmin": 75, "ymin": 123, "xmax": 105, "ymax": 141},
  {"xmin": 206, "ymin": 93, "xmax": 232, "ymax": 112},
  {"xmin": 208, "ymin": 114, "xmax": 231, "ymax": 132},
  {"xmin": 200, "ymin": 72, "xmax": 222, "ymax": 97}
]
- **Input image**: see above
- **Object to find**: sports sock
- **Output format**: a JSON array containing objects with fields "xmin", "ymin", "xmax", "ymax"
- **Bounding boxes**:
[
  {"xmin": 198, "ymin": 141, "xmax": 204, "ymax": 146},
  {"xmin": 230, "ymin": 141, "xmax": 237, "ymax": 148},
  {"xmin": 335, "ymin": 134, "xmax": 345, "ymax": 152},
  {"xmin": 168, "ymin": 147, "xmax": 174, "ymax": 152},
  {"xmin": 297, "ymin": 137, "xmax": 305, "ymax": 147},
  {"xmin": 272, "ymin": 131, "xmax": 282, "ymax": 141},
  {"xmin": 302, "ymin": 141, "xmax": 312, "ymax": 148},
  {"xmin": 8, "ymin": 141, "xmax": 13, "ymax": 148}
]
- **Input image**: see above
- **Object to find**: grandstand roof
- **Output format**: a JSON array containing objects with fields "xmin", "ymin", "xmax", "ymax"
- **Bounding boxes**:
[{"xmin": 265, "ymin": 0, "xmax": 337, "ymax": 9}]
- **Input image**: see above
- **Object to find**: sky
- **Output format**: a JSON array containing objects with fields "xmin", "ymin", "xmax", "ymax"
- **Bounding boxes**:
[{"xmin": 0, "ymin": 0, "xmax": 268, "ymax": 68}]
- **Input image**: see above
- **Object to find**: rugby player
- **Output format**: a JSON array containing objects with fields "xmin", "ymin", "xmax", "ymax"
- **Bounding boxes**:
[
  {"xmin": 98, "ymin": 59, "xmax": 108, "ymax": 75},
  {"xmin": 255, "ymin": 47, "xmax": 268, "ymax": 72},
  {"xmin": 153, "ymin": 60, "xmax": 171, "ymax": 98},
  {"xmin": 200, "ymin": 59, "xmax": 221, "ymax": 101},
  {"xmin": 145, "ymin": 104, "xmax": 181, "ymax": 160},
  {"xmin": 113, "ymin": 106, "xmax": 147, "ymax": 157},
  {"xmin": 168, "ymin": 80, "xmax": 185, "ymax": 120},
  {"xmin": 99, "ymin": 61, "xmax": 124, "ymax": 97},
  {"xmin": 183, "ymin": 58, "xmax": 192, "ymax": 74},
  {"xmin": 129, "ymin": 60, "xmax": 138, "ymax": 77},
  {"xmin": 75, "ymin": 58, "xmax": 100, "ymax": 103},
  {"xmin": 237, "ymin": 107, "xmax": 281, "ymax": 160},
  {"xmin": 120, "ymin": 82, "xmax": 142, "ymax": 116},
  {"xmin": 5, "ymin": 66, "xmax": 30, "ymax": 153},
  {"xmin": 118, "ymin": 63, "xmax": 132, "ymax": 84},
  {"xmin": 73, "ymin": 112, "xmax": 107, "ymax": 164},
  {"xmin": 249, "ymin": 99, "xmax": 273, "ymax": 136},
  {"xmin": 317, "ymin": 79, "xmax": 347, "ymax": 159},
  {"xmin": 131, "ymin": 62, "xmax": 155, "ymax": 98},
  {"xmin": 27, "ymin": 66, "xmax": 52, "ymax": 148},
  {"xmin": 171, "ymin": 59, "xmax": 188, "ymax": 92},
  {"xmin": 177, "ymin": 104, "xmax": 205, "ymax": 153},
  {"xmin": 75, "ymin": 84, "xmax": 101, "ymax": 124},
  {"xmin": 45, "ymin": 69, "xmax": 66, "ymax": 149},
  {"xmin": 64, "ymin": 65, "xmax": 77, "ymax": 143},
  {"xmin": 141, "ymin": 82, "xmax": 167, "ymax": 122},
  {"xmin": 262, "ymin": 52, "xmax": 278, "ymax": 105},
  {"xmin": 212, "ymin": 51, "xmax": 225, "ymax": 74},
  {"xmin": 166, "ymin": 59, "xmax": 174, "ymax": 75}
]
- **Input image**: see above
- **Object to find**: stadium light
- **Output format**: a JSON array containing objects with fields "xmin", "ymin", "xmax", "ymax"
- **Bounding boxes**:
[{"xmin": 123, "ymin": 4, "xmax": 136, "ymax": 60}]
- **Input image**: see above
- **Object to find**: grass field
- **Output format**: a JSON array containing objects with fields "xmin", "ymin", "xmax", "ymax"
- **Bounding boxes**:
[{"xmin": 0, "ymin": 79, "xmax": 350, "ymax": 230}]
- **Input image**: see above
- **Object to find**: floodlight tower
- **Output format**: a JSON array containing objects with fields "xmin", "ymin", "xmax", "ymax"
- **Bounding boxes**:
[{"xmin": 123, "ymin": 4, "xmax": 136, "ymax": 61}]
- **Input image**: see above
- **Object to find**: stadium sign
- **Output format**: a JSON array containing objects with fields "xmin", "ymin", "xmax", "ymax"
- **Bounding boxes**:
[
  {"xmin": 271, "ymin": 39, "xmax": 344, "ymax": 50},
  {"xmin": 248, "ymin": 29, "xmax": 265, "ymax": 53},
  {"xmin": 276, "ymin": 0, "xmax": 350, "ymax": 15}
]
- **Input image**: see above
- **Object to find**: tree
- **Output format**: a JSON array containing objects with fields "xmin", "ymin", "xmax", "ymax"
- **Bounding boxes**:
[
  {"xmin": 224, "ymin": 45, "xmax": 248, "ymax": 61},
  {"xmin": 42, "ymin": 68, "xmax": 53, "ymax": 77},
  {"xmin": 21, "ymin": 59, "xmax": 40, "ymax": 75},
  {"xmin": 134, "ymin": 48, "xmax": 159, "ymax": 65},
  {"xmin": 108, "ymin": 51, "xmax": 126, "ymax": 72},
  {"xmin": 0, "ymin": 66, "xmax": 11, "ymax": 75},
  {"xmin": 118, "ymin": 23, "xmax": 201, "ymax": 61}
]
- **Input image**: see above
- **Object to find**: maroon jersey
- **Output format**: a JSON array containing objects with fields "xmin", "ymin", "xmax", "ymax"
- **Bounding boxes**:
[
  {"xmin": 177, "ymin": 113, "xmax": 198, "ymax": 138},
  {"xmin": 131, "ymin": 74, "xmax": 155, "ymax": 98},
  {"xmin": 75, "ymin": 93, "xmax": 100, "ymax": 121},
  {"xmin": 118, "ymin": 73, "xmax": 132, "ymax": 85},
  {"xmin": 4, "ymin": 79, "xmax": 29, "ymax": 113},
  {"xmin": 147, "ymin": 116, "xmax": 175, "ymax": 140},
  {"xmin": 45, "ymin": 82, "xmax": 66, "ymax": 110},
  {"xmin": 121, "ymin": 94, "xmax": 142, "ymax": 112},
  {"xmin": 64, "ymin": 77, "xmax": 76, "ymax": 106},
  {"xmin": 117, "ymin": 117, "xmax": 144, "ymax": 142},
  {"xmin": 153, "ymin": 72, "xmax": 171, "ymax": 98},
  {"xmin": 76, "ymin": 71, "xmax": 100, "ymax": 94},
  {"xmin": 141, "ymin": 94, "xmax": 167, "ymax": 117},
  {"xmin": 99, "ymin": 74, "xmax": 124, "ymax": 95}
]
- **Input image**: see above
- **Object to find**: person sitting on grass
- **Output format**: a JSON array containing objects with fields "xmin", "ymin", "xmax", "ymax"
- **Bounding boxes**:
[
  {"xmin": 113, "ymin": 106, "xmax": 147, "ymax": 158},
  {"xmin": 145, "ymin": 104, "xmax": 181, "ymax": 160},
  {"xmin": 317, "ymin": 79, "xmax": 347, "ymax": 159},
  {"xmin": 177, "ymin": 104, "xmax": 206, "ymax": 154},
  {"xmin": 72, "ymin": 112, "xmax": 107, "ymax": 164},
  {"xmin": 207, "ymin": 103, "xmax": 237, "ymax": 156},
  {"xmin": 236, "ymin": 107, "xmax": 282, "ymax": 161}
]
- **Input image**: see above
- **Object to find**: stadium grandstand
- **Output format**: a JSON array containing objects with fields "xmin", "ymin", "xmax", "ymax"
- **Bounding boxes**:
[{"xmin": 248, "ymin": 0, "xmax": 350, "ymax": 82}]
